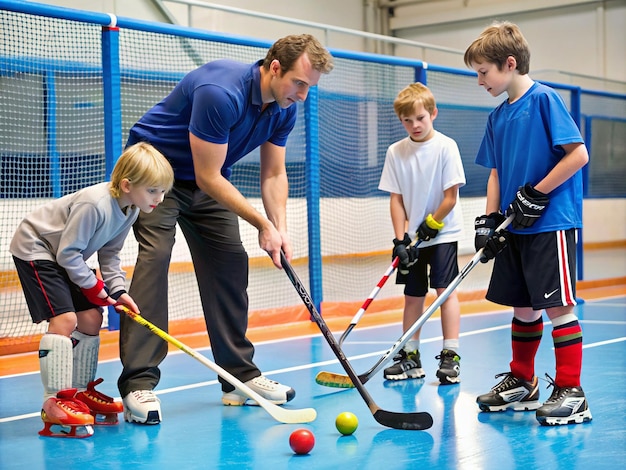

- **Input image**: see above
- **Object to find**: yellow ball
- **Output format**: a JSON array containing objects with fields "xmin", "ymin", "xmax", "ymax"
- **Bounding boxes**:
[{"xmin": 335, "ymin": 411, "xmax": 359, "ymax": 435}]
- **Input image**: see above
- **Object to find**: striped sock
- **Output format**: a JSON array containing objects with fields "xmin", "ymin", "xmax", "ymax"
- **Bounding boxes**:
[
  {"xmin": 509, "ymin": 317, "xmax": 543, "ymax": 381},
  {"xmin": 551, "ymin": 314, "xmax": 583, "ymax": 387}
]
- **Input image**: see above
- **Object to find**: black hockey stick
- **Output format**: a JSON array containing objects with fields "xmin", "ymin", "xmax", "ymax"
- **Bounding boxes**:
[
  {"xmin": 317, "ymin": 214, "xmax": 513, "ymax": 388},
  {"xmin": 338, "ymin": 239, "xmax": 421, "ymax": 348},
  {"xmin": 279, "ymin": 251, "xmax": 433, "ymax": 430}
]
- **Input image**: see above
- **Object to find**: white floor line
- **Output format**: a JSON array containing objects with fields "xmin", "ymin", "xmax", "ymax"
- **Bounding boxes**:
[{"xmin": 2, "ymin": 314, "xmax": 623, "ymax": 423}]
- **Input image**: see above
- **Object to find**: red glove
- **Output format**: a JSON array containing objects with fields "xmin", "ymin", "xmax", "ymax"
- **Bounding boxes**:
[{"xmin": 81, "ymin": 279, "xmax": 110, "ymax": 307}]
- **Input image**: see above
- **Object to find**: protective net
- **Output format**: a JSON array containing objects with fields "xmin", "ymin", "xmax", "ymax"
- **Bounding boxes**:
[
  {"xmin": 1, "ymin": 12, "xmax": 107, "ymax": 341},
  {"xmin": 1, "ymin": 6, "xmax": 624, "ymax": 351}
]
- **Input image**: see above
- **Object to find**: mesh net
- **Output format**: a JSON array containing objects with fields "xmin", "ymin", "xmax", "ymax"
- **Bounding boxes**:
[
  {"xmin": 1, "ymin": 12, "xmax": 107, "ymax": 339},
  {"xmin": 1, "ymin": 8, "xmax": 624, "ymax": 347}
]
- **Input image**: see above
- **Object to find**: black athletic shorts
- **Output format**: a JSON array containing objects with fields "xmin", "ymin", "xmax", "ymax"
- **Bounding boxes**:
[
  {"xmin": 13, "ymin": 257, "xmax": 97, "ymax": 323},
  {"xmin": 397, "ymin": 242, "xmax": 459, "ymax": 297},
  {"xmin": 486, "ymin": 229, "xmax": 577, "ymax": 310}
]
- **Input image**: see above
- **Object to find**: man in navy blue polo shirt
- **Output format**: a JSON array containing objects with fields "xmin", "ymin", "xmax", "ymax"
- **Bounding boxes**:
[{"xmin": 119, "ymin": 34, "xmax": 333, "ymax": 424}]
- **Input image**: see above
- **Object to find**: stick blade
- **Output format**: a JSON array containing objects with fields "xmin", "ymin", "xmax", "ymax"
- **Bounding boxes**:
[
  {"xmin": 264, "ymin": 406, "xmax": 317, "ymax": 424},
  {"xmin": 373, "ymin": 409, "xmax": 433, "ymax": 430},
  {"xmin": 315, "ymin": 371, "xmax": 355, "ymax": 388}
]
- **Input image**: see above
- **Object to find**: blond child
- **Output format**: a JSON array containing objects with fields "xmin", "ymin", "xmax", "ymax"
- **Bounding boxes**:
[
  {"xmin": 378, "ymin": 83, "xmax": 466, "ymax": 384},
  {"xmin": 10, "ymin": 142, "xmax": 173, "ymax": 437}
]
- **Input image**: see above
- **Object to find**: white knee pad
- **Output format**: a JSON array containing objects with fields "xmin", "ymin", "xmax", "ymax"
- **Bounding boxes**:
[
  {"xmin": 39, "ymin": 334, "xmax": 73, "ymax": 401},
  {"xmin": 71, "ymin": 330, "xmax": 100, "ymax": 391}
]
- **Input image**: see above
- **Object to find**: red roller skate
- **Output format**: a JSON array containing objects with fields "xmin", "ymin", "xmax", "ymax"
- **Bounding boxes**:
[
  {"xmin": 75, "ymin": 378, "xmax": 123, "ymax": 425},
  {"xmin": 39, "ymin": 389, "xmax": 95, "ymax": 438}
]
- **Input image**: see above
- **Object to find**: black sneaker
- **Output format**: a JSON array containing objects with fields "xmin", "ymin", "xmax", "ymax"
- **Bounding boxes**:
[
  {"xmin": 536, "ymin": 374, "xmax": 592, "ymax": 426},
  {"xmin": 476, "ymin": 372, "xmax": 540, "ymax": 412},
  {"xmin": 435, "ymin": 349, "xmax": 461, "ymax": 384},
  {"xmin": 383, "ymin": 349, "xmax": 425, "ymax": 380}
]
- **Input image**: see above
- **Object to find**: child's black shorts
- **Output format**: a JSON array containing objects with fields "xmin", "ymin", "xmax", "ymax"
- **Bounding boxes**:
[
  {"xmin": 13, "ymin": 257, "xmax": 97, "ymax": 323},
  {"xmin": 400, "ymin": 242, "xmax": 459, "ymax": 297},
  {"xmin": 486, "ymin": 229, "xmax": 577, "ymax": 309}
]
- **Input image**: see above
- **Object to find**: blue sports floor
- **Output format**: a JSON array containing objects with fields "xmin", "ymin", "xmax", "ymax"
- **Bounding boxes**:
[{"xmin": 1, "ymin": 294, "xmax": 625, "ymax": 469}]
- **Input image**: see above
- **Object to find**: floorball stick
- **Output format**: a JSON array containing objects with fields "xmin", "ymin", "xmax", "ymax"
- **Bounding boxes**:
[
  {"xmin": 339, "ymin": 239, "xmax": 421, "ymax": 348},
  {"xmin": 316, "ymin": 214, "xmax": 513, "ymax": 388},
  {"xmin": 279, "ymin": 251, "xmax": 433, "ymax": 430},
  {"xmin": 119, "ymin": 306, "xmax": 317, "ymax": 424}
]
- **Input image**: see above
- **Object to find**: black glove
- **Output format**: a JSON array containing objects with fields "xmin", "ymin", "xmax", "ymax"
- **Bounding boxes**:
[
  {"xmin": 482, "ymin": 231, "xmax": 508, "ymax": 263},
  {"xmin": 475, "ymin": 213, "xmax": 508, "ymax": 263},
  {"xmin": 474, "ymin": 213, "xmax": 505, "ymax": 250},
  {"xmin": 417, "ymin": 214, "xmax": 444, "ymax": 241},
  {"xmin": 506, "ymin": 183, "xmax": 550, "ymax": 229},
  {"xmin": 393, "ymin": 233, "xmax": 418, "ymax": 275}
]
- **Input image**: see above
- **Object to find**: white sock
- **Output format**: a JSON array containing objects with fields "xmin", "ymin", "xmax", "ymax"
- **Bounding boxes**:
[
  {"xmin": 405, "ymin": 340, "xmax": 420, "ymax": 353},
  {"xmin": 443, "ymin": 339, "xmax": 459, "ymax": 352},
  {"xmin": 71, "ymin": 330, "xmax": 100, "ymax": 391},
  {"xmin": 39, "ymin": 334, "xmax": 73, "ymax": 401}
]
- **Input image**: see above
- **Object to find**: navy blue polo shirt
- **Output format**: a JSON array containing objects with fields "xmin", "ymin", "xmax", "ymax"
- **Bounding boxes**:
[{"xmin": 127, "ymin": 59, "xmax": 297, "ymax": 180}]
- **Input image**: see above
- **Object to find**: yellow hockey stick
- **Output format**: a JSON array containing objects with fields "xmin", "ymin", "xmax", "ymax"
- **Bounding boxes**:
[{"xmin": 119, "ymin": 306, "xmax": 316, "ymax": 424}]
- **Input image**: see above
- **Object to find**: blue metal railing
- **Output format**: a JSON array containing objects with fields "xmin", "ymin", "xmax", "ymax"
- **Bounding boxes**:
[{"xmin": 1, "ymin": 0, "xmax": 624, "ymax": 314}]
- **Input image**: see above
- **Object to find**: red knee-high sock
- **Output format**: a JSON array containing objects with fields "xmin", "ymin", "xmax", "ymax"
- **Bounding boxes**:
[
  {"xmin": 552, "ymin": 316, "xmax": 583, "ymax": 387},
  {"xmin": 509, "ymin": 317, "xmax": 543, "ymax": 381}
]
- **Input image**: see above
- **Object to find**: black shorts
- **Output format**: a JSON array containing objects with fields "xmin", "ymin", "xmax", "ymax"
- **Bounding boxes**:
[
  {"xmin": 486, "ymin": 229, "xmax": 577, "ymax": 310},
  {"xmin": 13, "ymin": 257, "xmax": 98, "ymax": 324},
  {"xmin": 397, "ymin": 242, "xmax": 459, "ymax": 297}
]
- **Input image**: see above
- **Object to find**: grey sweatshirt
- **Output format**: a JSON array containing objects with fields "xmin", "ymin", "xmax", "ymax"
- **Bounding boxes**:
[{"xmin": 10, "ymin": 182, "xmax": 139, "ymax": 295}]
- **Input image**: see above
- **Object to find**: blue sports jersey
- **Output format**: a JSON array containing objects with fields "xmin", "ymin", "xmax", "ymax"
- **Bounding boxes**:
[
  {"xmin": 475, "ymin": 82, "xmax": 585, "ymax": 234},
  {"xmin": 127, "ymin": 59, "xmax": 297, "ymax": 180}
]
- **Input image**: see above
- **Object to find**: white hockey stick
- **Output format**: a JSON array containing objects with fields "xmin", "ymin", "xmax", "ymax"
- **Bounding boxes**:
[
  {"xmin": 119, "ymin": 306, "xmax": 316, "ymax": 424},
  {"xmin": 316, "ymin": 214, "xmax": 513, "ymax": 388}
]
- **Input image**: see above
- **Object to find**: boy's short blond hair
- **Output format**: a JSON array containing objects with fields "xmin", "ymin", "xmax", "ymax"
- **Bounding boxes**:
[
  {"xmin": 110, "ymin": 142, "xmax": 174, "ymax": 198},
  {"xmin": 464, "ymin": 21, "xmax": 530, "ymax": 75},
  {"xmin": 393, "ymin": 82, "xmax": 436, "ymax": 119}
]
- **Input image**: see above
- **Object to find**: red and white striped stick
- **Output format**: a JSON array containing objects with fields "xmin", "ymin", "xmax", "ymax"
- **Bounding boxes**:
[{"xmin": 338, "ymin": 239, "xmax": 419, "ymax": 347}]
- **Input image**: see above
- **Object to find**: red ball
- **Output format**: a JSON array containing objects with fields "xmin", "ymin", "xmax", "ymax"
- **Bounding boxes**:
[{"xmin": 289, "ymin": 428, "xmax": 315, "ymax": 455}]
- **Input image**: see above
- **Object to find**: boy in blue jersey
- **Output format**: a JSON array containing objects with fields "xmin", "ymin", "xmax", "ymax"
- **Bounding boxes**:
[
  {"xmin": 118, "ymin": 34, "xmax": 333, "ymax": 424},
  {"xmin": 464, "ymin": 22, "xmax": 591, "ymax": 425}
]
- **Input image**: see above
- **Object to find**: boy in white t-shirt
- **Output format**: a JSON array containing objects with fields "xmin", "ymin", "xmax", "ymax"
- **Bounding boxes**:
[{"xmin": 378, "ymin": 83, "xmax": 466, "ymax": 384}]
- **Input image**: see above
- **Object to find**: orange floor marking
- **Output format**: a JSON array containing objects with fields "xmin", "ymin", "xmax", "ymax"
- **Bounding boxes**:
[{"xmin": 1, "ymin": 282, "xmax": 624, "ymax": 377}]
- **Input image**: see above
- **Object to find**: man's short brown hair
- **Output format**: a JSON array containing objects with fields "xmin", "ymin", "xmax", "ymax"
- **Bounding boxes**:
[{"xmin": 263, "ymin": 34, "xmax": 334, "ymax": 75}]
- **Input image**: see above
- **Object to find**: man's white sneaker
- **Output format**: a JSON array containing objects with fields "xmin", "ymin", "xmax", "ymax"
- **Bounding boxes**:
[
  {"xmin": 222, "ymin": 375, "xmax": 295, "ymax": 406},
  {"xmin": 123, "ymin": 390, "xmax": 161, "ymax": 424}
]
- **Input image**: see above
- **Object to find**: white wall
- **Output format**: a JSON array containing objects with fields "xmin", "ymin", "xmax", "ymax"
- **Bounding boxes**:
[
  {"xmin": 166, "ymin": 0, "xmax": 367, "ymax": 51},
  {"xmin": 38, "ymin": 0, "xmax": 168, "ymax": 22},
  {"xmin": 34, "ymin": 0, "xmax": 625, "ymax": 89},
  {"xmin": 389, "ymin": 0, "xmax": 626, "ymax": 89}
]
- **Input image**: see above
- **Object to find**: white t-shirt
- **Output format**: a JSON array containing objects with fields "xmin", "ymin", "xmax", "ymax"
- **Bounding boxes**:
[{"xmin": 378, "ymin": 130, "xmax": 466, "ymax": 247}]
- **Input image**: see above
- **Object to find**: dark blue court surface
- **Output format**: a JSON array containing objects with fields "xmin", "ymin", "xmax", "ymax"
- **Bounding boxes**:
[{"xmin": 1, "ymin": 295, "xmax": 624, "ymax": 469}]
